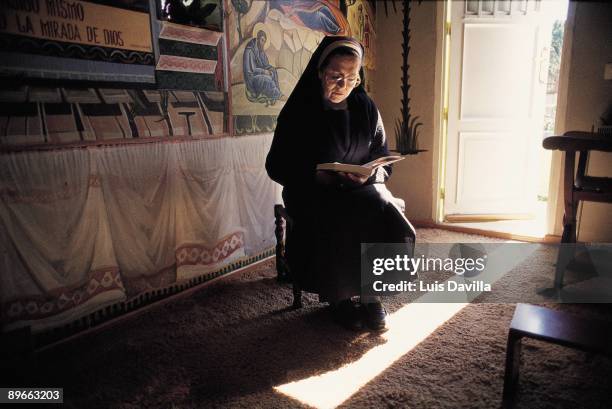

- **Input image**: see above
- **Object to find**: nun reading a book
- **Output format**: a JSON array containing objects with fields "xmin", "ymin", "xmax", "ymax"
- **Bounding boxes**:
[{"xmin": 266, "ymin": 36, "xmax": 415, "ymax": 331}]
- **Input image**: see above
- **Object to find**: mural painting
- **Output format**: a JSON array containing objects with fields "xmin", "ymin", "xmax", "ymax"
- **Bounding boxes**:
[
  {"xmin": 0, "ymin": 1, "xmax": 229, "ymax": 147},
  {"xmin": 0, "ymin": 1, "xmax": 371, "ymax": 143},
  {"xmin": 346, "ymin": 0, "xmax": 376, "ymax": 93},
  {"xmin": 227, "ymin": 0, "xmax": 351, "ymax": 135},
  {"xmin": 154, "ymin": 17, "xmax": 229, "ymax": 137},
  {"xmin": 0, "ymin": 87, "xmax": 228, "ymax": 146},
  {"xmin": 155, "ymin": 21, "xmax": 227, "ymax": 99}
]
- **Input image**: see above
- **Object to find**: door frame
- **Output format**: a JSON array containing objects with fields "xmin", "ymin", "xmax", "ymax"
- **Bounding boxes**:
[
  {"xmin": 546, "ymin": 0, "xmax": 576, "ymax": 238},
  {"xmin": 432, "ymin": 0, "xmax": 452, "ymax": 224},
  {"xmin": 432, "ymin": 0, "xmax": 575, "ymax": 239}
]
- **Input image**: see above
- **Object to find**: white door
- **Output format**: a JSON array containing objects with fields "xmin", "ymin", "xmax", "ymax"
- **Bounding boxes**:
[{"xmin": 444, "ymin": 0, "xmax": 555, "ymax": 218}]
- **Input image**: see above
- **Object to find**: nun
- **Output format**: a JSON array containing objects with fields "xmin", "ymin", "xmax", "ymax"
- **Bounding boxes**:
[{"xmin": 266, "ymin": 36, "xmax": 415, "ymax": 331}]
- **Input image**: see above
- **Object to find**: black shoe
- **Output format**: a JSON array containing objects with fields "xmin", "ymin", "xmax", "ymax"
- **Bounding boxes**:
[
  {"xmin": 330, "ymin": 300, "xmax": 363, "ymax": 331},
  {"xmin": 363, "ymin": 302, "xmax": 387, "ymax": 331}
]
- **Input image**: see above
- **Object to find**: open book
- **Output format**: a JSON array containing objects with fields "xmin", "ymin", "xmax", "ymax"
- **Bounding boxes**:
[{"xmin": 316, "ymin": 155, "xmax": 404, "ymax": 177}]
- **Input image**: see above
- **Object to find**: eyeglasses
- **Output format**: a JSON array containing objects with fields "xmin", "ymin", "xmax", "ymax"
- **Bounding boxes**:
[{"xmin": 324, "ymin": 73, "xmax": 361, "ymax": 88}]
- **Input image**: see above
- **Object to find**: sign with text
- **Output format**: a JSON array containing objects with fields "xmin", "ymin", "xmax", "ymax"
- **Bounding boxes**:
[
  {"xmin": 361, "ymin": 243, "xmax": 612, "ymax": 303},
  {"xmin": 0, "ymin": 0, "xmax": 152, "ymax": 53}
]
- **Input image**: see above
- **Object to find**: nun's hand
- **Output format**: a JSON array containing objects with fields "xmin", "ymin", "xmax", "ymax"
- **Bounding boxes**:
[
  {"xmin": 316, "ymin": 170, "xmax": 339, "ymax": 186},
  {"xmin": 338, "ymin": 171, "xmax": 371, "ymax": 186}
]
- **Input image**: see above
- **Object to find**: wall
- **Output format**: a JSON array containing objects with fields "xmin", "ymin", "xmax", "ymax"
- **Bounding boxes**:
[
  {"xmin": 0, "ymin": 1, "xmax": 375, "ymax": 144},
  {"xmin": 553, "ymin": 1, "xmax": 612, "ymax": 242},
  {"xmin": 375, "ymin": 0, "xmax": 612, "ymax": 242},
  {"xmin": 374, "ymin": 1, "xmax": 440, "ymax": 223}
]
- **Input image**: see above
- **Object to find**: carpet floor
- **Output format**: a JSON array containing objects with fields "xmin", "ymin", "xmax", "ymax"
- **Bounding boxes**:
[{"xmin": 9, "ymin": 229, "xmax": 612, "ymax": 408}]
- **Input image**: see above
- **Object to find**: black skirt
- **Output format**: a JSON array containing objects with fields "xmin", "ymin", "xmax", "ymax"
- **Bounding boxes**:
[{"xmin": 284, "ymin": 183, "xmax": 415, "ymax": 302}]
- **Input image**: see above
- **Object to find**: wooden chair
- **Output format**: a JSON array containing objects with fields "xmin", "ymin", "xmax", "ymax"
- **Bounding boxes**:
[
  {"xmin": 273, "ymin": 200, "xmax": 415, "ymax": 309},
  {"xmin": 274, "ymin": 204, "xmax": 302, "ymax": 308},
  {"xmin": 542, "ymin": 131, "xmax": 612, "ymax": 289}
]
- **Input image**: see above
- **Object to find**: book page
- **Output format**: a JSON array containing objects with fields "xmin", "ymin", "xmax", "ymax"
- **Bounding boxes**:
[
  {"xmin": 363, "ymin": 156, "xmax": 404, "ymax": 169},
  {"xmin": 316, "ymin": 162, "xmax": 370, "ymax": 176}
]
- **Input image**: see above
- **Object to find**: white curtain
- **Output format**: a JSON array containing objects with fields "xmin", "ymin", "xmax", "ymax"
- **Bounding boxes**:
[{"xmin": 1, "ymin": 134, "xmax": 279, "ymax": 333}]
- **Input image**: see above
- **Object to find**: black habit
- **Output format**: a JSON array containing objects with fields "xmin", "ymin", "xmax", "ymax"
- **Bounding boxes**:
[{"xmin": 266, "ymin": 36, "xmax": 415, "ymax": 302}]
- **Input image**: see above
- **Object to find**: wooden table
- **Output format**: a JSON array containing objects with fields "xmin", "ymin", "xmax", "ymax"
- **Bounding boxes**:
[
  {"xmin": 542, "ymin": 131, "xmax": 612, "ymax": 289},
  {"xmin": 502, "ymin": 303, "xmax": 612, "ymax": 408}
]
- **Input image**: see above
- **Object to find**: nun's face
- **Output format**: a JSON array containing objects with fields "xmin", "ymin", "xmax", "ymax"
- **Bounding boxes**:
[{"xmin": 319, "ymin": 54, "xmax": 361, "ymax": 104}]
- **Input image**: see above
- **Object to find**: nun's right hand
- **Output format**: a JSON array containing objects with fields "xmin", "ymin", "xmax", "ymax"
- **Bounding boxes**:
[
  {"xmin": 315, "ymin": 170, "xmax": 339, "ymax": 186},
  {"xmin": 341, "ymin": 171, "xmax": 370, "ymax": 185}
]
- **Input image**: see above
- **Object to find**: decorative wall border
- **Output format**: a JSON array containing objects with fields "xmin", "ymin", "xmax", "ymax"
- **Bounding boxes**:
[
  {"xmin": 0, "ymin": 34, "xmax": 155, "ymax": 66},
  {"xmin": 28, "ymin": 248, "xmax": 276, "ymax": 350},
  {"xmin": 156, "ymin": 55, "xmax": 217, "ymax": 74},
  {"xmin": 2, "ymin": 268, "xmax": 124, "ymax": 324},
  {"xmin": 176, "ymin": 232, "xmax": 245, "ymax": 267},
  {"xmin": 159, "ymin": 21, "xmax": 223, "ymax": 46}
]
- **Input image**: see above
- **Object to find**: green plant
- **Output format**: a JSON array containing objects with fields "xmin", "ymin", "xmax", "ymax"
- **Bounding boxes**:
[
  {"xmin": 395, "ymin": 116, "xmax": 422, "ymax": 154},
  {"xmin": 394, "ymin": 0, "xmax": 424, "ymax": 154}
]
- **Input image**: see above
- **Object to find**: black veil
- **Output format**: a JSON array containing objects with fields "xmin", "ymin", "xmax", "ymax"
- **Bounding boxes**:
[
  {"xmin": 278, "ymin": 36, "xmax": 367, "ymax": 122},
  {"xmin": 266, "ymin": 35, "xmax": 374, "ymax": 189}
]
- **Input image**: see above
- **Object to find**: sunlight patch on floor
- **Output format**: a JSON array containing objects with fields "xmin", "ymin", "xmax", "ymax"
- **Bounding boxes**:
[
  {"xmin": 448, "ymin": 201, "xmax": 549, "ymax": 239},
  {"xmin": 274, "ymin": 302, "xmax": 467, "ymax": 409},
  {"xmin": 274, "ymin": 243, "xmax": 541, "ymax": 408}
]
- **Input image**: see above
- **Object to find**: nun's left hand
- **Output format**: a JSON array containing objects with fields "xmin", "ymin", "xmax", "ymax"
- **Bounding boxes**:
[{"xmin": 338, "ymin": 171, "xmax": 370, "ymax": 186}]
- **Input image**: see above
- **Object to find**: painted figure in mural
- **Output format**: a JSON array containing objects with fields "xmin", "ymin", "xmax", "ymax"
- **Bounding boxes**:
[
  {"xmin": 363, "ymin": 10, "xmax": 371, "ymax": 48},
  {"xmin": 270, "ymin": 0, "xmax": 350, "ymax": 36},
  {"xmin": 243, "ymin": 30, "xmax": 282, "ymax": 106},
  {"xmin": 357, "ymin": 4, "xmax": 365, "ymax": 42},
  {"xmin": 266, "ymin": 36, "xmax": 415, "ymax": 331}
]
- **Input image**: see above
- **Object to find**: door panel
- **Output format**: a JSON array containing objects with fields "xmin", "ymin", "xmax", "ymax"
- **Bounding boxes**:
[
  {"xmin": 461, "ymin": 24, "xmax": 536, "ymax": 120},
  {"xmin": 456, "ymin": 132, "xmax": 526, "ymax": 207},
  {"xmin": 445, "ymin": 0, "xmax": 552, "ymax": 217}
]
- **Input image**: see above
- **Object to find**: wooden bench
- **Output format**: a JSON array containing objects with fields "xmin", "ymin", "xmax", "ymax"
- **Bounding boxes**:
[{"xmin": 502, "ymin": 303, "xmax": 612, "ymax": 408}]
